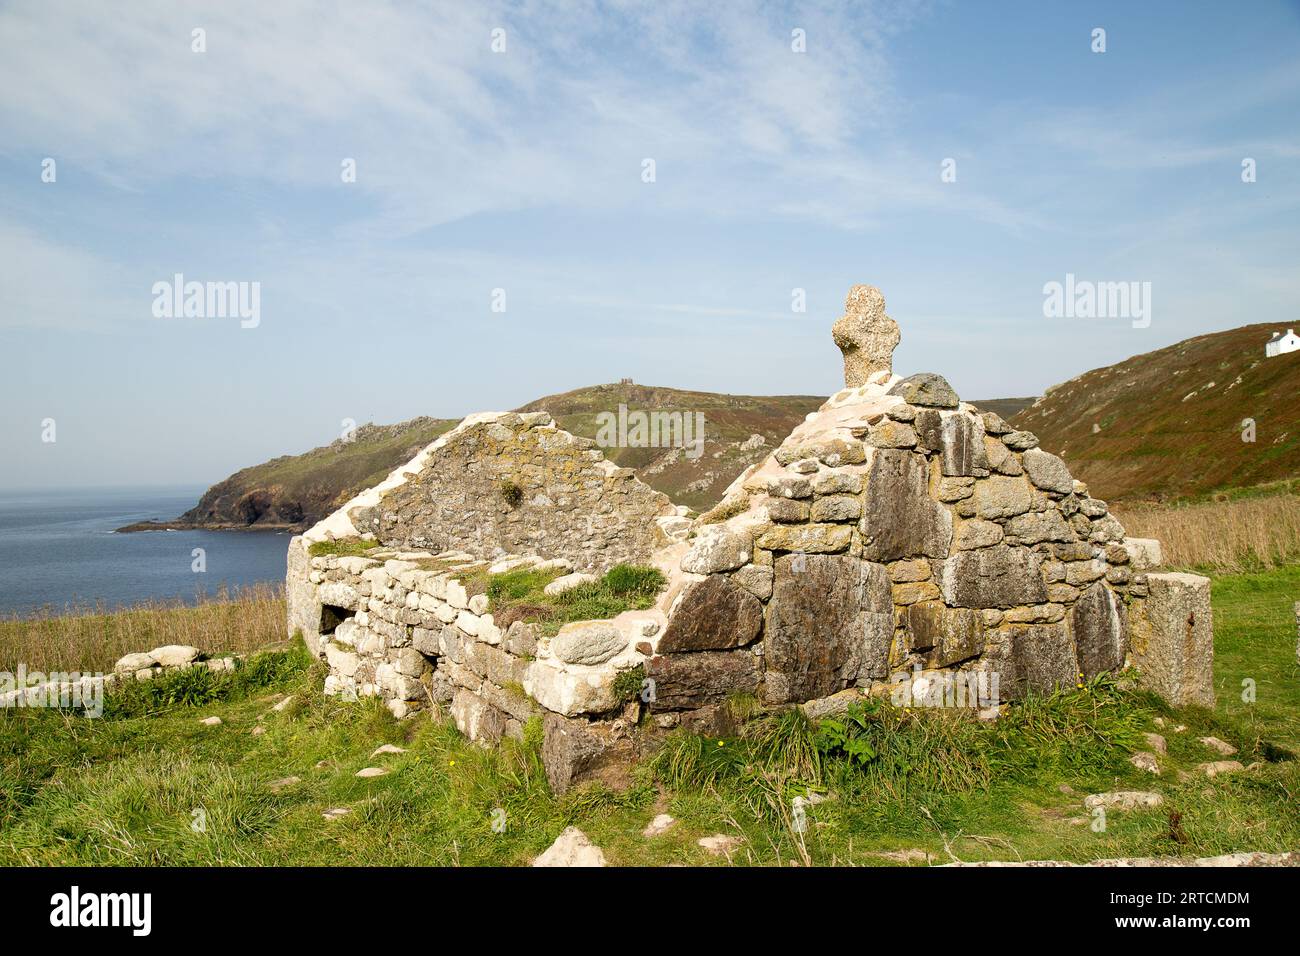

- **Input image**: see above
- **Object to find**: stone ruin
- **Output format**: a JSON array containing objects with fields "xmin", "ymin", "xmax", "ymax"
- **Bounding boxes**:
[{"xmin": 286, "ymin": 285, "xmax": 1215, "ymax": 793}]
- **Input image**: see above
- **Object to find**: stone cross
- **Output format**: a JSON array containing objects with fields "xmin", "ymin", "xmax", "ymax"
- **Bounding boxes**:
[{"xmin": 832, "ymin": 284, "xmax": 901, "ymax": 388}]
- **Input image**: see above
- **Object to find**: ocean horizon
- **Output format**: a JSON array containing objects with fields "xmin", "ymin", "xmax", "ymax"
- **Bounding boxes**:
[{"xmin": 0, "ymin": 486, "xmax": 291, "ymax": 619}]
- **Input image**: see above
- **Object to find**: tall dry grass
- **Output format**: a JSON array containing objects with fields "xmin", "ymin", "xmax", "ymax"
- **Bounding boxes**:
[
  {"xmin": 1113, "ymin": 494, "xmax": 1300, "ymax": 573},
  {"xmin": 0, "ymin": 583, "xmax": 286, "ymax": 673}
]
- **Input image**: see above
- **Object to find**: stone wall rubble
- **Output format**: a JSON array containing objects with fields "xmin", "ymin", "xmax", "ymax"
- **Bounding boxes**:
[
  {"xmin": 291, "ymin": 542, "xmax": 668, "ymax": 791},
  {"xmin": 1, "ymin": 644, "xmax": 234, "ymax": 711}
]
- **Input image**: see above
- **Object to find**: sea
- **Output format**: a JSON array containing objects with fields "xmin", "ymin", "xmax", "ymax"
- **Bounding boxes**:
[{"xmin": 0, "ymin": 487, "xmax": 292, "ymax": 619}]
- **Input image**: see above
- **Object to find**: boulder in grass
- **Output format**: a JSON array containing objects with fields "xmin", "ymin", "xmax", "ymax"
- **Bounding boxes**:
[
  {"xmin": 1197, "ymin": 760, "xmax": 1244, "ymax": 778},
  {"xmin": 533, "ymin": 827, "xmax": 607, "ymax": 867},
  {"xmin": 114, "ymin": 652, "xmax": 156, "ymax": 674},
  {"xmin": 1198, "ymin": 736, "xmax": 1236, "ymax": 756},
  {"xmin": 150, "ymin": 645, "xmax": 203, "ymax": 668},
  {"xmin": 642, "ymin": 814, "xmax": 677, "ymax": 838},
  {"xmin": 1083, "ymin": 791, "xmax": 1162, "ymax": 811},
  {"xmin": 698, "ymin": 834, "xmax": 744, "ymax": 856}
]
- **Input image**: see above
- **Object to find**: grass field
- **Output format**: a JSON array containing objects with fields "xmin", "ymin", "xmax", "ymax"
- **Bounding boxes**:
[
  {"xmin": 1114, "ymin": 488, "xmax": 1300, "ymax": 574},
  {"xmin": 1207, "ymin": 565, "xmax": 1300, "ymax": 750},
  {"xmin": 0, "ymin": 584, "xmax": 285, "ymax": 674},
  {"xmin": 1, "ymin": 568, "xmax": 1296, "ymax": 866}
]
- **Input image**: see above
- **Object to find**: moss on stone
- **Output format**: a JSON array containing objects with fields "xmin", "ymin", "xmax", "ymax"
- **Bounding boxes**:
[
  {"xmin": 483, "ymin": 564, "xmax": 667, "ymax": 637},
  {"xmin": 612, "ymin": 664, "xmax": 646, "ymax": 703},
  {"xmin": 308, "ymin": 538, "xmax": 382, "ymax": 558},
  {"xmin": 499, "ymin": 479, "xmax": 525, "ymax": 508}
]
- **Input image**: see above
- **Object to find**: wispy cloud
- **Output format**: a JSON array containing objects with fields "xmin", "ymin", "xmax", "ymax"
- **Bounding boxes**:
[{"xmin": 0, "ymin": 0, "xmax": 1017, "ymax": 236}]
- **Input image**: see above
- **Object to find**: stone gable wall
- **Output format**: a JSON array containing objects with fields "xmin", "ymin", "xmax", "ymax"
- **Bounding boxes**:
[
  {"xmin": 640, "ymin": 367, "xmax": 1173, "ymax": 724},
  {"xmin": 288, "ymin": 411, "xmax": 680, "ymax": 660},
  {"xmin": 285, "ymin": 410, "xmax": 685, "ymax": 792},
  {"xmin": 345, "ymin": 412, "xmax": 676, "ymax": 572}
]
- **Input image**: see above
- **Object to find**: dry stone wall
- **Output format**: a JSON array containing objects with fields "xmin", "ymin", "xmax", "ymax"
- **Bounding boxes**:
[
  {"xmin": 302, "ymin": 548, "xmax": 653, "ymax": 710},
  {"xmin": 291, "ymin": 543, "xmax": 667, "ymax": 791},
  {"xmin": 287, "ymin": 410, "xmax": 687, "ymax": 791},
  {"xmin": 345, "ymin": 412, "xmax": 676, "ymax": 571},
  {"xmin": 288, "ymin": 411, "xmax": 682, "ymax": 657}
]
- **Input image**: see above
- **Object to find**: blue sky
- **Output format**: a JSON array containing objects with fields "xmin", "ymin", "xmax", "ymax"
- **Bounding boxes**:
[{"xmin": 2, "ymin": 0, "xmax": 1299, "ymax": 490}]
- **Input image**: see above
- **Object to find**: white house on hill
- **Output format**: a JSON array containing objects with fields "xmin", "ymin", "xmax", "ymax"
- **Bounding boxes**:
[{"xmin": 1265, "ymin": 329, "xmax": 1300, "ymax": 357}]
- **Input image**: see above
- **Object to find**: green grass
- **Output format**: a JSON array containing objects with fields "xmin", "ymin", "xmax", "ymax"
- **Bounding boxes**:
[
  {"xmin": 650, "ymin": 677, "xmax": 1150, "ymax": 833},
  {"xmin": 1209, "ymin": 565, "xmax": 1300, "ymax": 752},
  {"xmin": 105, "ymin": 649, "xmax": 314, "ymax": 719},
  {"xmin": 612, "ymin": 665, "xmax": 647, "ymax": 704},
  {"xmin": 642, "ymin": 670, "xmax": 1299, "ymax": 865},
  {"xmin": 482, "ymin": 563, "xmax": 666, "ymax": 636},
  {"xmin": 308, "ymin": 539, "xmax": 383, "ymax": 558},
  {"xmin": 1, "ymin": 566, "xmax": 1297, "ymax": 866},
  {"xmin": 0, "ymin": 652, "xmax": 658, "ymax": 866}
]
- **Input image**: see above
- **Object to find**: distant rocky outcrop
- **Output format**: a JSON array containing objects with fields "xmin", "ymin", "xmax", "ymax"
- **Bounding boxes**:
[{"xmin": 118, "ymin": 418, "xmax": 458, "ymax": 532}]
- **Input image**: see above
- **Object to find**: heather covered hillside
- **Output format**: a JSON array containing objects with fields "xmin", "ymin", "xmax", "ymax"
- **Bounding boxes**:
[{"xmin": 1013, "ymin": 324, "xmax": 1300, "ymax": 502}]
